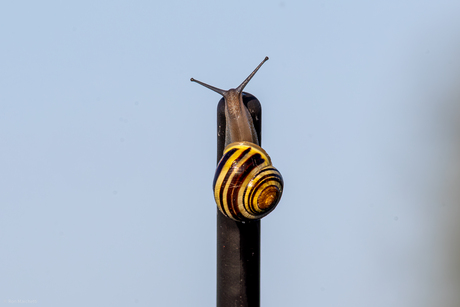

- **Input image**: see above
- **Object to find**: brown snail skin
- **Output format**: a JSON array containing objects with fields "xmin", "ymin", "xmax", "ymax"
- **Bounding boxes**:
[{"xmin": 191, "ymin": 57, "xmax": 283, "ymax": 222}]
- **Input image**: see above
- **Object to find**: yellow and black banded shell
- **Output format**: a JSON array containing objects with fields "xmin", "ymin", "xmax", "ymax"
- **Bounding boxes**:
[{"xmin": 213, "ymin": 141, "xmax": 283, "ymax": 221}]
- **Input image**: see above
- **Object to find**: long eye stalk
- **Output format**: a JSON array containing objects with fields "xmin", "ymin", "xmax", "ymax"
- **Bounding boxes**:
[
  {"xmin": 236, "ymin": 56, "xmax": 269, "ymax": 94},
  {"xmin": 190, "ymin": 78, "xmax": 226, "ymax": 96},
  {"xmin": 190, "ymin": 56, "xmax": 269, "ymax": 97}
]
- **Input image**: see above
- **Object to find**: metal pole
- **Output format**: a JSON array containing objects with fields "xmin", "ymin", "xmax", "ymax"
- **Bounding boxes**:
[{"xmin": 216, "ymin": 93, "xmax": 262, "ymax": 307}]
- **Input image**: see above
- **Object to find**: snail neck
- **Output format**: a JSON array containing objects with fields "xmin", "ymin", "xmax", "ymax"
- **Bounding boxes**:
[{"xmin": 224, "ymin": 89, "xmax": 259, "ymax": 147}]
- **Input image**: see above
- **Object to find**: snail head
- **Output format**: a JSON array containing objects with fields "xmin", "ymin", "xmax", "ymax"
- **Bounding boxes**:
[{"xmin": 191, "ymin": 57, "xmax": 269, "ymax": 145}]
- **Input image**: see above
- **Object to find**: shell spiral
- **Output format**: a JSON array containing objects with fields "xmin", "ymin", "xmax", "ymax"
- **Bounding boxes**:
[{"xmin": 213, "ymin": 141, "xmax": 283, "ymax": 222}]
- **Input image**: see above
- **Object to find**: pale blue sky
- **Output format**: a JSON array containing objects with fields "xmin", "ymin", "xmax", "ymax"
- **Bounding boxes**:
[{"xmin": 2, "ymin": 1, "xmax": 460, "ymax": 306}]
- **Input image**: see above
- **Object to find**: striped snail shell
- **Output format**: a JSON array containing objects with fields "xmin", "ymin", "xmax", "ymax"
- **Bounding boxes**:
[
  {"xmin": 191, "ymin": 56, "xmax": 283, "ymax": 222},
  {"xmin": 213, "ymin": 141, "xmax": 283, "ymax": 221}
]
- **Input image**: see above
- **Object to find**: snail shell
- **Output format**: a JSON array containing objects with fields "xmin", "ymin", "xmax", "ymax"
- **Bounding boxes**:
[{"xmin": 213, "ymin": 141, "xmax": 283, "ymax": 221}]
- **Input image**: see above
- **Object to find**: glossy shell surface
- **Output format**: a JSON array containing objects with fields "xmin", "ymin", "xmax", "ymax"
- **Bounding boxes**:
[{"xmin": 213, "ymin": 141, "xmax": 283, "ymax": 221}]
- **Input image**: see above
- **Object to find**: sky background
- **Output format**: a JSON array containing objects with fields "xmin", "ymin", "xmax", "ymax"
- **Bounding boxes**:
[{"xmin": 2, "ymin": 1, "xmax": 460, "ymax": 306}]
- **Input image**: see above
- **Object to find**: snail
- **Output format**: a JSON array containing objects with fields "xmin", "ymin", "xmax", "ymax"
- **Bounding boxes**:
[{"xmin": 191, "ymin": 57, "xmax": 283, "ymax": 222}]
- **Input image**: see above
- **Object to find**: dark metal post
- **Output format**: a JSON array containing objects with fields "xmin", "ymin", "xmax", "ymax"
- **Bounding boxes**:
[{"xmin": 216, "ymin": 93, "xmax": 262, "ymax": 307}]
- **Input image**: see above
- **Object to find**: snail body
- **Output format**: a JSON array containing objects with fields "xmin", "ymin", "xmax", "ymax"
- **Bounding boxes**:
[{"xmin": 191, "ymin": 57, "xmax": 283, "ymax": 222}]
